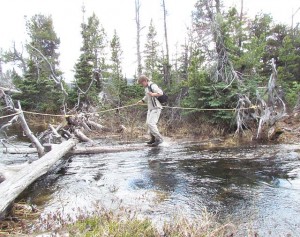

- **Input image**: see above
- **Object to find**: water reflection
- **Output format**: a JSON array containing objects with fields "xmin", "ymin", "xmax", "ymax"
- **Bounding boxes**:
[{"xmin": 147, "ymin": 147, "xmax": 178, "ymax": 192}]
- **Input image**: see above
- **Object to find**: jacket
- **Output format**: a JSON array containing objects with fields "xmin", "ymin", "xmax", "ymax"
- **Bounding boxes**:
[{"xmin": 142, "ymin": 82, "xmax": 163, "ymax": 110}]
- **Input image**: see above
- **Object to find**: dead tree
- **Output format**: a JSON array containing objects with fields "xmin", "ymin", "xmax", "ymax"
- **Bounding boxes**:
[
  {"xmin": 235, "ymin": 94, "xmax": 255, "ymax": 135},
  {"xmin": 235, "ymin": 59, "xmax": 287, "ymax": 139},
  {"xmin": 162, "ymin": 0, "xmax": 171, "ymax": 87},
  {"xmin": 135, "ymin": 0, "xmax": 143, "ymax": 77},
  {"xmin": 194, "ymin": 0, "xmax": 239, "ymax": 85},
  {"xmin": 0, "ymin": 89, "xmax": 45, "ymax": 156},
  {"xmin": 2, "ymin": 42, "xmax": 27, "ymax": 74}
]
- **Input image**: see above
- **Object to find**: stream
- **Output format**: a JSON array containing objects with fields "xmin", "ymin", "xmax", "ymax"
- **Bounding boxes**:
[{"xmin": 1, "ymin": 138, "xmax": 300, "ymax": 236}]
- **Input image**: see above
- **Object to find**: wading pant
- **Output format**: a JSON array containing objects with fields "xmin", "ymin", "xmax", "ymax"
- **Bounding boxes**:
[{"xmin": 146, "ymin": 109, "xmax": 163, "ymax": 141}]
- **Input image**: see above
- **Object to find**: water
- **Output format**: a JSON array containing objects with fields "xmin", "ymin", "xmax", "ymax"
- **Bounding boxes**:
[{"xmin": 2, "ymin": 139, "xmax": 300, "ymax": 235}]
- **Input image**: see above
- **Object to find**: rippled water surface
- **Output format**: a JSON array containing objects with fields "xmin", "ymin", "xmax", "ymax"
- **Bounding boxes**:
[{"xmin": 2, "ymin": 139, "xmax": 300, "ymax": 235}]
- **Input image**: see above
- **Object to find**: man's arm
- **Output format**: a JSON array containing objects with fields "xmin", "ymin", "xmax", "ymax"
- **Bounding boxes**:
[
  {"xmin": 137, "ymin": 95, "xmax": 147, "ymax": 104},
  {"xmin": 148, "ymin": 84, "xmax": 163, "ymax": 97}
]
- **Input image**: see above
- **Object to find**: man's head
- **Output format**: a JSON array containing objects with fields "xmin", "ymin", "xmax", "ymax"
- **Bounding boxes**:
[{"xmin": 138, "ymin": 75, "xmax": 149, "ymax": 87}]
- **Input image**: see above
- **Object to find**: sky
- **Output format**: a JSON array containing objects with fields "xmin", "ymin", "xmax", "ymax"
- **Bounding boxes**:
[{"xmin": 0, "ymin": 0, "xmax": 300, "ymax": 82}]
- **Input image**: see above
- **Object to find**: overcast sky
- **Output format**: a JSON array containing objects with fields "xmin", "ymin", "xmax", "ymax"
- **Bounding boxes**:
[{"xmin": 0, "ymin": 0, "xmax": 300, "ymax": 82}]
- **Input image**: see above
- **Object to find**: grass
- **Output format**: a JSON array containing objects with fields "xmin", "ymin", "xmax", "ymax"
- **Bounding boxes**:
[
  {"xmin": 65, "ymin": 208, "xmax": 235, "ymax": 237},
  {"xmin": 0, "ymin": 203, "xmax": 236, "ymax": 237},
  {"xmin": 68, "ymin": 215, "xmax": 157, "ymax": 237}
]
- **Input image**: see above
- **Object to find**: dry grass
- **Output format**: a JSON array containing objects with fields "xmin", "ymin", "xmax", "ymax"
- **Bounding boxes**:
[
  {"xmin": 66, "ymin": 210, "xmax": 236, "ymax": 237},
  {"xmin": 0, "ymin": 202, "xmax": 40, "ymax": 236},
  {"xmin": 64, "ymin": 207, "xmax": 235, "ymax": 237},
  {"xmin": 0, "ymin": 202, "xmax": 237, "ymax": 237}
]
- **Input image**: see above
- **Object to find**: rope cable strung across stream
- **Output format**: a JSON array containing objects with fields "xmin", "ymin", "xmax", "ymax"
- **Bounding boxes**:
[{"xmin": 0, "ymin": 103, "xmax": 257, "ymax": 119}]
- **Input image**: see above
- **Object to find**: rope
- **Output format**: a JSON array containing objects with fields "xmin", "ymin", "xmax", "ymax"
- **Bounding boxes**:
[
  {"xmin": 22, "ymin": 111, "xmax": 72, "ymax": 117},
  {"xmin": 0, "ymin": 112, "xmax": 22, "ymax": 119},
  {"xmin": 0, "ymin": 104, "xmax": 257, "ymax": 119},
  {"xmin": 163, "ymin": 105, "xmax": 257, "ymax": 111},
  {"xmin": 94, "ymin": 103, "xmax": 140, "ymax": 113}
]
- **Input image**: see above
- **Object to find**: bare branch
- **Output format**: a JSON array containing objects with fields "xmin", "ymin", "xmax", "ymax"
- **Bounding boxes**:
[
  {"xmin": 16, "ymin": 101, "xmax": 45, "ymax": 157},
  {"xmin": 235, "ymin": 59, "xmax": 287, "ymax": 139},
  {"xmin": 0, "ymin": 115, "xmax": 19, "ymax": 132}
]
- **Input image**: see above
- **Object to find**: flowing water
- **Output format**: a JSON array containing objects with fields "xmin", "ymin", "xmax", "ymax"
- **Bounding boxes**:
[{"xmin": 1, "ymin": 138, "xmax": 300, "ymax": 236}]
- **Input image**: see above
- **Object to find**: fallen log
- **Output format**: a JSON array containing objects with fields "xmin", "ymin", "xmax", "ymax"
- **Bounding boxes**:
[
  {"xmin": 0, "ymin": 138, "xmax": 78, "ymax": 217},
  {"xmin": 70, "ymin": 145, "xmax": 146, "ymax": 154},
  {"xmin": 0, "ymin": 162, "xmax": 31, "ymax": 182},
  {"xmin": 1, "ymin": 144, "xmax": 146, "ymax": 155},
  {"xmin": 1, "ymin": 147, "xmax": 37, "ymax": 154},
  {"xmin": 86, "ymin": 120, "xmax": 104, "ymax": 131},
  {"xmin": 74, "ymin": 129, "xmax": 94, "ymax": 143},
  {"xmin": 49, "ymin": 124, "xmax": 62, "ymax": 140}
]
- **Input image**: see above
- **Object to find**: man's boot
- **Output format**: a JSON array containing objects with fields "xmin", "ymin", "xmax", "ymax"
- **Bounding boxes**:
[
  {"xmin": 150, "ymin": 138, "xmax": 163, "ymax": 147},
  {"xmin": 146, "ymin": 134, "xmax": 156, "ymax": 144}
]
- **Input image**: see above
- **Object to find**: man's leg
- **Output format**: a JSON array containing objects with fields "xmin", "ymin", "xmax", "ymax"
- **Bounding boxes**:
[
  {"xmin": 145, "ymin": 111, "xmax": 155, "ymax": 144},
  {"xmin": 147, "ymin": 109, "xmax": 163, "ymax": 145}
]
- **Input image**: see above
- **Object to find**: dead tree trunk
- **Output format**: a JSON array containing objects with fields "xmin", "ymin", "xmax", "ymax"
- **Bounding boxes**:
[
  {"xmin": 1, "ymin": 147, "xmax": 37, "ymax": 154},
  {"xmin": 135, "ymin": 0, "xmax": 143, "ymax": 77},
  {"xmin": 0, "ymin": 87, "xmax": 21, "ymax": 94},
  {"xmin": 1, "ymin": 144, "xmax": 146, "ymax": 155},
  {"xmin": 0, "ymin": 88, "xmax": 45, "ymax": 156},
  {"xmin": 235, "ymin": 59, "xmax": 287, "ymax": 139},
  {"xmin": 162, "ymin": 0, "xmax": 171, "ymax": 87},
  {"xmin": 204, "ymin": 0, "xmax": 239, "ymax": 84},
  {"xmin": 0, "ymin": 138, "xmax": 78, "ymax": 217},
  {"xmin": 74, "ymin": 129, "xmax": 94, "ymax": 143},
  {"xmin": 69, "ymin": 144, "xmax": 145, "ymax": 154},
  {"xmin": 86, "ymin": 119, "xmax": 104, "ymax": 130},
  {"xmin": 16, "ymin": 101, "xmax": 45, "ymax": 157}
]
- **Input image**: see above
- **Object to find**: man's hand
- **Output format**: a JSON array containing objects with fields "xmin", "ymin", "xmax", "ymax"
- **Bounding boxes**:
[
  {"xmin": 136, "ymin": 100, "xmax": 144, "ymax": 104},
  {"xmin": 148, "ymin": 92, "xmax": 155, "ymax": 97},
  {"xmin": 148, "ymin": 92, "xmax": 161, "ymax": 97}
]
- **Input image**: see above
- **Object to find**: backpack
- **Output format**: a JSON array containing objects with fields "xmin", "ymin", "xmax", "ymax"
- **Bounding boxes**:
[{"xmin": 149, "ymin": 83, "xmax": 168, "ymax": 104}]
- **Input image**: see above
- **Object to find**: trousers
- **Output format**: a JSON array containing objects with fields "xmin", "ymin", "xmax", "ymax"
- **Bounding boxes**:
[{"xmin": 146, "ymin": 109, "xmax": 163, "ymax": 140}]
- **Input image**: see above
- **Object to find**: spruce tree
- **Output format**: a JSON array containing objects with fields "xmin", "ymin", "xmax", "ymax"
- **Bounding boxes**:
[
  {"xmin": 143, "ymin": 19, "xmax": 160, "ymax": 81},
  {"xmin": 278, "ymin": 29, "xmax": 300, "ymax": 106},
  {"xmin": 109, "ymin": 30, "xmax": 125, "ymax": 106},
  {"xmin": 72, "ymin": 13, "xmax": 108, "ymax": 108},
  {"xmin": 14, "ymin": 14, "xmax": 63, "ymax": 112}
]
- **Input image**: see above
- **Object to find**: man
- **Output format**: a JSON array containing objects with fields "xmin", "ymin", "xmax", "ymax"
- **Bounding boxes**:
[{"xmin": 137, "ymin": 75, "xmax": 163, "ymax": 146}]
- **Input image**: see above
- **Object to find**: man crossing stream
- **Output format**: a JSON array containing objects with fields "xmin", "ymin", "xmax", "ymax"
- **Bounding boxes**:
[{"xmin": 137, "ymin": 75, "xmax": 164, "ymax": 147}]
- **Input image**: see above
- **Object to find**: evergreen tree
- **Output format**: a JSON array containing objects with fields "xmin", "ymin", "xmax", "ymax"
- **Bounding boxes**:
[
  {"xmin": 109, "ymin": 30, "xmax": 126, "ymax": 105},
  {"xmin": 72, "ymin": 13, "xmax": 108, "ymax": 108},
  {"xmin": 248, "ymin": 13, "xmax": 273, "ymax": 77},
  {"xmin": 278, "ymin": 29, "xmax": 300, "ymax": 106},
  {"xmin": 14, "ymin": 14, "xmax": 63, "ymax": 112},
  {"xmin": 143, "ymin": 19, "xmax": 160, "ymax": 81}
]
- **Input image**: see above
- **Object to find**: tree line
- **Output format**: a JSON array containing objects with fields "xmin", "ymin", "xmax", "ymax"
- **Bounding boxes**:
[{"xmin": 0, "ymin": 0, "xmax": 299, "ymax": 134}]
